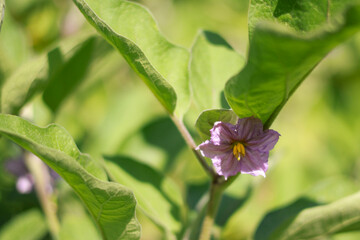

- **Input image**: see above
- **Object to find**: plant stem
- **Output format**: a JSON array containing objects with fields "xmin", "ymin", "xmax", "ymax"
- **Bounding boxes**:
[
  {"xmin": 198, "ymin": 174, "xmax": 239, "ymax": 240},
  {"xmin": 199, "ymin": 179, "xmax": 223, "ymax": 240},
  {"xmin": 170, "ymin": 115, "xmax": 239, "ymax": 239},
  {"xmin": 170, "ymin": 115, "xmax": 217, "ymax": 178},
  {"xmin": 25, "ymin": 153, "xmax": 60, "ymax": 239}
]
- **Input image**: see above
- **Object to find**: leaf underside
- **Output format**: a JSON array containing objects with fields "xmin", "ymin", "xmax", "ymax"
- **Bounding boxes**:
[
  {"xmin": 105, "ymin": 155, "xmax": 183, "ymax": 238},
  {"xmin": 255, "ymin": 192, "xmax": 360, "ymax": 240},
  {"xmin": 73, "ymin": 0, "xmax": 190, "ymax": 117},
  {"xmin": 0, "ymin": 114, "xmax": 141, "ymax": 240},
  {"xmin": 225, "ymin": 2, "xmax": 360, "ymax": 127}
]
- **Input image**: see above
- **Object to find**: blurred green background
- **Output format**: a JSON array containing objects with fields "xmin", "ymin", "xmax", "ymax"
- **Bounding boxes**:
[{"xmin": 0, "ymin": 0, "xmax": 360, "ymax": 239}]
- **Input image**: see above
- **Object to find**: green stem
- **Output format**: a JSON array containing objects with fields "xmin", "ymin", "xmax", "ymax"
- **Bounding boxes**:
[
  {"xmin": 170, "ymin": 115, "xmax": 239, "ymax": 239},
  {"xmin": 170, "ymin": 115, "xmax": 217, "ymax": 178},
  {"xmin": 199, "ymin": 179, "xmax": 223, "ymax": 240},
  {"xmin": 25, "ymin": 153, "xmax": 60, "ymax": 239},
  {"xmin": 198, "ymin": 174, "xmax": 239, "ymax": 240}
]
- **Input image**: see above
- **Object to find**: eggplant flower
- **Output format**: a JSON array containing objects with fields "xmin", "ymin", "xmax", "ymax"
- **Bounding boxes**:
[{"xmin": 197, "ymin": 117, "xmax": 280, "ymax": 179}]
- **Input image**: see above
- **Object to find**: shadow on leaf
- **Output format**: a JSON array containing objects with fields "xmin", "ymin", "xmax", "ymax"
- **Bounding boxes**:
[{"xmin": 254, "ymin": 197, "xmax": 320, "ymax": 240}]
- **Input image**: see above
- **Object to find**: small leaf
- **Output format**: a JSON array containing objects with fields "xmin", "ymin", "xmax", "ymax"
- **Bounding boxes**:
[
  {"xmin": 255, "ymin": 192, "xmax": 360, "ymax": 240},
  {"xmin": 1, "ymin": 33, "xmax": 109, "ymax": 114},
  {"xmin": 190, "ymin": 30, "xmax": 245, "ymax": 112},
  {"xmin": 195, "ymin": 109, "xmax": 238, "ymax": 140},
  {"xmin": 105, "ymin": 155, "xmax": 183, "ymax": 238},
  {"xmin": 225, "ymin": 3, "xmax": 360, "ymax": 127},
  {"xmin": 42, "ymin": 36, "xmax": 112, "ymax": 113},
  {"xmin": 73, "ymin": 0, "xmax": 190, "ymax": 117},
  {"xmin": 0, "ymin": 114, "xmax": 140, "ymax": 240},
  {"xmin": 0, "ymin": 209, "xmax": 47, "ymax": 240}
]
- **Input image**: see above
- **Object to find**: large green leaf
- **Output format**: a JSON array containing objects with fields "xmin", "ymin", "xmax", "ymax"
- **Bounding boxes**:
[
  {"xmin": 58, "ymin": 183, "xmax": 101, "ymax": 240},
  {"xmin": 73, "ymin": 0, "xmax": 190, "ymax": 117},
  {"xmin": 225, "ymin": 2, "xmax": 360, "ymax": 127},
  {"xmin": 195, "ymin": 109, "xmax": 238, "ymax": 141},
  {"xmin": 0, "ymin": 114, "xmax": 140, "ymax": 240},
  {"xmin": 1, "ymin": 33, "xmax": 110, "ymax": 114},
  {"xmin": 190, "ymin": 30, "xmax": 245, "ymax": 112},
  {"xmin": 0, "ymin": 209, "xmax": 47, "ymax": 240},
  {"xmin": 104, "ymin": 155, "xmax": 184, "ymax": 239},
  {"xmin": 255, "ymin": 192, "xmax": 360, "ymax": 240}
]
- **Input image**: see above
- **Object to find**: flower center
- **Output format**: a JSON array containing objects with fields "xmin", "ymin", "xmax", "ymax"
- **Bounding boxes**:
[{"xmin": 233, "ymin": 142, "xmax": 245, "ymax": 161}]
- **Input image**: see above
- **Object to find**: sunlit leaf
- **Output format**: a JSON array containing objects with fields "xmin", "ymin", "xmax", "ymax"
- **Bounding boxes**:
[
  {"xmin": 255, "ymin": 192, "xmax": 360, "ymax": 240},
  {"xmin": 0, "ymin": 209, "xmax": 47, "ymax": 240},
  {"xmin": 195, "ymin": 109, "xmax": 238, "ymax": 140},
  {"xmin": 57, "ymin": 182, "xmax": 101, "ymax": 240},
  {"xmin": 105, "ymin": 155, "xmax": 184, "ymax": 238},
  {"xmin": 0, "ymin": 114, "xmax": 140, "ymax": 240},
  {"xmin": 248, "ymin": 0, "xmax": 355, "ymax": 37},
  {"xmin": 225, "ymin": 2, "xmax": 360, "ymax": 128},
  {"xmin": 73, "ymin": 0, "xmax": 190, "ymax": 117},
  {"xmin": 190, "ymin": 30, "xmax": 245, "ymax": 112}
]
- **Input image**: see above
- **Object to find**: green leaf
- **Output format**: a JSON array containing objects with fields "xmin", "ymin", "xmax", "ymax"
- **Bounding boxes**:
[
  {"xmin": 104, "ymin": 155, "xmax": 184, "ymax": 238},
  {"xmin": 190, "ymin": 30, "xmax": 245, "ymax": 111},
  {"xmin": 248, "ymin": 0, "xmax": 354, "ymax": 37},
  {"xmin": 195, "ymin": 109, "xmax": 238, "ymax": 140},
  {"xmin": 0, "ymin": 209, "xmax": 47, "ymax": 240},
  {"xmin": 254, "ymin": 198, "xmax": 319, "ymax": 240},
  {"xmin": 255, "ymin": 192, "xmax": 360, "ymax": 240},
  {"xmin": 73, "ymin": 0, "xmax": 190, "ymax": 117},
  {"xmin": 0, "ymin": 114, "xmax": 140, "ymax": 240},
  {"xmin": 42, "ymin": 36, "xmax": 112, "ymax": 113},
  {"xmin": 225, "ymin": 3, "xmax": 360, "ymax": 127},
  {"xmin": 59, "ymin": 215, "xmax": 101, "ymax": 240},
  {"xmin": 216, "ymin": 177, "xmax": 253, "ymax": 227},
  {"xmin": 1, "ymin": 33, "xmax": 109, "ymax": 114},
  {"xmin": 57, "ymin": 183, "xmax": 101, "ymax": 240},
  {"xmin": 0, "ymin": 9, "xmax": 30, "ymax": 76}
]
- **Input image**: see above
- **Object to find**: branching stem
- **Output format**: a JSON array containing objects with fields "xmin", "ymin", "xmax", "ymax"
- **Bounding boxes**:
[
  {"xmin": 171, "ymin": 115, "xmax": 239, "ymax": 240},
  {"xmin": 170, "ymin": 115, "xmax": 217, "ymax": 178}
]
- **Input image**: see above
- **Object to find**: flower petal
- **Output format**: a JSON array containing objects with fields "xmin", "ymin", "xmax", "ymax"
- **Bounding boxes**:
[
  {"xmin": 240, "ymin": 149, "xmax": 269, "ymax": 177},
  {"xmin": 16, "ymin": 174, "xmax": 34, "ymax": 194},
  {"xmin": 210, "ymin": 121, "xmax": 237, "ymax": 145},
  {"xmin": 212, "ymin": 152, "xmax": 241, "ymax": 180},
  {"xmin": 235, "ymin": 117, "xmax": 263, "ymax": 141},
  {"xmin": 197, "ymin": 140, "xmax": 232, "ymax": 159},
  {"xmin": 247, "ymin": 129, "xmax": 280, "ymax": 152}
]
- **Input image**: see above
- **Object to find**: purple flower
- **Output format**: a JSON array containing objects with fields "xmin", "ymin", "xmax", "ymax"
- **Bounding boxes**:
[
  {"xmin": 197, "ymin": 117, "xmax": 280, "ymax": 179},
  {"xmin": 5, "ymin": 154, "xmax": 60, "ymax": 194}
]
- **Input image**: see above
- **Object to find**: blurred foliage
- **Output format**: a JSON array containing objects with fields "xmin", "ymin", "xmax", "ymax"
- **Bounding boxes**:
[{"xmin": 0, "ymin": 0, "xmax": 359, "ymax": 239}]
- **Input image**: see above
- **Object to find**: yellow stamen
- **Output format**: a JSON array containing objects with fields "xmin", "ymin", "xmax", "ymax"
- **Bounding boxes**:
[
  {"xmin": 233, "ymin": 142, "xmax": 245, "ymax": 161},
  {"xmin": 233, "ymin": 145, "xmax": 237, "ymax": 156},
  {"xmin": 239, "ymin": 143, "xmax": 245, "ymax": 156}
]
